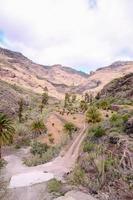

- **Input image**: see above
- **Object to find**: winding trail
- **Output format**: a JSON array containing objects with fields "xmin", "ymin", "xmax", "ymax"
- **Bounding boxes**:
[{"xmin": 2, "ymin": 123, "xmax": 87, "ymax": 188}]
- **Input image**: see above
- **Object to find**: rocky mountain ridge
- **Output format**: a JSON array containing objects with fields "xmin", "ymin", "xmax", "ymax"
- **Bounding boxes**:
[{"xmin": 0, "ymin": 47, "xmax": 133, "ymax": 99}]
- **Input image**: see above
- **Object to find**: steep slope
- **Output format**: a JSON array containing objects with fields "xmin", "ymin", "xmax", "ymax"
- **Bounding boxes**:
[
  {"xmin": 98, "ymin": 73, "xmax": 133, "ymax": 100},
  {"xmin": 0, "ymin": 47, "xmax": 88, "ymax": 99},
  {"xmin": 81, "ymin": 61, "xmax": 133, "ymax": 95},
  {"xmin": 0, "ymin": 79, "xmax": 41, "ymax": 116}
]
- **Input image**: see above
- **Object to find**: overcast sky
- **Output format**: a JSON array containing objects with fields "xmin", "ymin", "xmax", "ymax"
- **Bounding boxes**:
[{"xmin": 0, "ymin": 0, "xmax": 133, "ymax": 72}]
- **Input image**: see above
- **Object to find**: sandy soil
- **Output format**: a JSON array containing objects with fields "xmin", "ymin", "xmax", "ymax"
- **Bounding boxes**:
[{"xmin": 38, "ymin": 112, "xmax": 85, "ymax": 145}]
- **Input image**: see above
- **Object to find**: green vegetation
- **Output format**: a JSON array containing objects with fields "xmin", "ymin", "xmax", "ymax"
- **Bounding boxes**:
[
  {"xmin": 97, "ymin": 99, "xmax": 110, "ymax": 110},
  {"xmin": 64, "ymin": 122, "xmax": 77, "ymax": 139},
  {"xmin": 109, "ymin": 113, "xmax": 124, "ymax": 130},
  {"xmin": 86, "ymin": 106, "xmax": 102, "ymax": 123},
  {"xmin": 0, "ymin": 113, "xmax": 15, "ymax": 159},
  {"xmin": 31, "ymin": 119, "xmax": 47, "ymax": 138},
  {"xmin": 70, "ymin": 165, "xmax": 86, "ymax": 185},
  {"xmin": 89, "ymin": 125, "xmax": 106, "ymax": 138},
  {"xmin": 23, "ymin": 146, "xmax": 60, "ymax": 166},
  {"xmin": 30, "ymin": 141, "xmax": 49, "ymax": 157},
  {"xmin": 80, "ymin": 100, "xmax": 88, "ymax": 112},
  {"xmin": 40, "ymin": 91, "xmax": 49, "ymax": 113},
  {"xmin": 48, "ymin": 179, "xmax": 62, "ymax": 193},
  {"xmin": 83, "ymin": 141, "xmax": 95, "ymax": 153},
  {"xmin": 18, "ymin": 98, "xmax": 24, "ymax": 123},
  {"xmin": 0, "ymin": 158, "xmax": 7, "ymax": 169}
]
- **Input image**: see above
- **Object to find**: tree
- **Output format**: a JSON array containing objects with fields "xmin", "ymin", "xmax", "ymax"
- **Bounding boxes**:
[
  {"xmin": 64, "ymin": 93, "xmax": 70, "ymax": 107},
  {"xmin": 0, "ymin": 113, "xmax": 15, "ymax": 159},
  {"xmin": 85, "ymin": 93, "xmax": 90, "ymax": 103},
  {"xmin": 64, "ymin": 122, "xmax": 76, "ymax": 139},
  {"xmin": 80, "ymin": 100, "xmax": 88, "ymax": 112},
  {"xmin": 40, "ymin": 92, "xmax": 49, "ymax": 113},
  {"xmin": 18, "ymin": 98, "xmax": 24, "ymax": 123},
  {"xmin": 31, "ymin": 119, "xmax": 47, "ymax": 138},
  {"xmin": 86, "ymin": 106, "xmax": 102, "ymax": 123},
  {"xmin": 71, "ymin": 94, "xmax": 76, "ymax": 103}
]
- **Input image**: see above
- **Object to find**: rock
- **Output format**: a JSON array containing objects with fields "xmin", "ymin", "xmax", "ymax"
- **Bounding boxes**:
[
  {"xmin": 111, "ymin": 104, "xmax": 120, "ymax": 111},
  {"xmin": 54, "ymin": 190, "xmax": 97, "ymax": 200},
  {"xmin": 125, "ymin": 117, "xmax": 133, "ymax": 136}
]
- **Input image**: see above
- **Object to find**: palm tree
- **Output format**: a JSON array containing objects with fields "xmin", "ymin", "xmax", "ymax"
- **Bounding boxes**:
[
  {"xmin": 64, "ymin": 122, "xmax": 76, "ymax": 139},
  {"xmin": 31, "ymin": 119, "xmax": 47, "ymax": 138},
  {"xmin": 0, "ymin": 113, "xmax": 15, "ymax": 159},
  {"xmin": 80, "ymin": 100, "xmax": 88, "ymax": 112},
  {"xmin": 86, "ymin": 106, "xmax": 102, "ymax": 123}
]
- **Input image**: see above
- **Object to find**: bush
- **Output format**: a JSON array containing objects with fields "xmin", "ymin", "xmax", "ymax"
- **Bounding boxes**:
[
  {"xmin": 24, "ymin": 146, "xmax": 60, "ymax": 166},
  {"xmin": 15, "ymin": 124, "xmax": 30, "ymax": 136},
  {"xmin": 122, "ymin": 114, "xmax": 130, "ymax": 123},
  {"xmin": 64, "ymin": 122, "xmax": 77, "ymax": 139},
  {"xmin": 31, "ymin": 119, "xmax": 47, "ymax": 138},
  {"xmin": 0, "ymin": 159, "xmax": 7, "ymax": 169},
  {"xmin": 83, "ymin": 142, "xmax": 95, "ymax": 153},
  {"xmin": 48, "ymin": 179, "xmax": 62, "ymax": 193},
  {"xmin": 70, "ymin": 165, "xmax": 86, "ymax": 185},
  {"xmin": 110, "ymin": 113, "xmax": 123, "ymax": 127},
  {"xmin": 86, "ymin": 106, "xmax": 102, "ymax": 123},
  {"xmin": 89, "ymin": 125, "xmax": 106, "ymax": 138},
  {"xmin": 98, "ymin": 99, "xmax": 110, "ymax": 110},
  {"xmin": 104, "ymin": 157, "xmax": 117, "ymax": 172},
  {"xmin": 30, "ymin": 141, "xmax": 49, "ymax": 157}
]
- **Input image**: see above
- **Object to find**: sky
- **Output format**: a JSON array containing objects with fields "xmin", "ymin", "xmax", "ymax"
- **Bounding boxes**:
[{"xmin": 0, "ymin": 0, "xmax": 133, "ymax": 73}]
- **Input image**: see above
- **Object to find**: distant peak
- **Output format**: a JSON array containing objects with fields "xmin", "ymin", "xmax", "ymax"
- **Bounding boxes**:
[
  {"xmin": 0, "ymin": 47, "xmax": 29, "ymax": 61},
  {"xmin": 97, "ymin": 60, "xmax": 133, "ymax": 71}
]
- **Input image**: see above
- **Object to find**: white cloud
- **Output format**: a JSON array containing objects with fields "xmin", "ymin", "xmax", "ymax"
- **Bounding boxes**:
[{"xmin": 0, "ymin": 0, "xmax": 133, "ymax": 72}]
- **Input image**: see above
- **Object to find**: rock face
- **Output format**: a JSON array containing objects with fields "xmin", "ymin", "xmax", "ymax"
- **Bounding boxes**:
[
  {"xmin": 125, "ymin": 117, "xmax": 133, "ymax": 135},
  {"xmin": 54, "ymin": 190, "xmax": 97, "ymax": 200},
  {"xmin": 99, "ymin": 73, "xmax": 133, "ymax": 100}
]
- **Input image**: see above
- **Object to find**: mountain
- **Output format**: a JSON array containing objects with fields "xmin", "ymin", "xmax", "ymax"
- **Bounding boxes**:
[
  {"xmin": 0, "ymin": 47, "xmax": 133, "ymax": 100},
  {"xmin": 80, "ymin": 61, "xmax": 133, "ymax": 95},
  {"xmin": 98, "ymin": 72, "xmax": 133, "ymax": 100},
  {"xmin": 0, "ymin": 47, "xmax": 88, "ymax": 99}
]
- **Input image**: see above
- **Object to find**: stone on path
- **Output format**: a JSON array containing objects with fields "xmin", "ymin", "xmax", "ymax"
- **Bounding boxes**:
[{"xmin": 9, "ymin": 171, "xmax": 54, "ymax": 188}]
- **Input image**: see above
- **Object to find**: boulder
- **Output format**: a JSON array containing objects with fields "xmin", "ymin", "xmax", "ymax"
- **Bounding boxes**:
[{"xmin": 54, "ymin": 190, "xmax": 97, "ymax": 200}]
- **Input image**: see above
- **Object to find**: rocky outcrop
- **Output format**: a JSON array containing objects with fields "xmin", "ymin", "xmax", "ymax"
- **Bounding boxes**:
[
  {"xmin": 54, "ymin": 190, "xmax": 97, "ymax": 200},
  {"xmin": 98, "ymin": 73, "xmax": 133, "ymax": 100}
]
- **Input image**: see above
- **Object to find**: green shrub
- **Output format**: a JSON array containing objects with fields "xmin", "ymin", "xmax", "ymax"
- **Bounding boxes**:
[
  {"xmin": 110, "ymin": 113, "xmax": 123, "ymax": 127},
  {"xmin": 89, "ymin": 125, "xmax": 106, "ymax": 138},
  {"xmin": 122, "ymin": 114, "xmax": 130, "ymax": 123},
  {"xmin": 48, "ymin": 179, "xmax": 62, "ymax": 193},
  {"xmin": 70, "ymin": 166, "xmax": 86, "ymax": 185},
  {"xmin": 24, "ymin": 146, "xmax": 60, "ymax": 166},
  {"xmin": 104, "ymin": 157, "xmax": 117, "ymax": 172},
  {"xmin": 98, "ymin": 99, "xmax": 110, "ymax": 110},
  {"xmin": 64, "ymin": 122, "xmax": 77, "ymax": 139},
  {"xmin": 86, "ymin": 106, "xmax": 102, "ymax": 123},
  {"xmin": 0, "ymin": 159, "xmax": 7, "ymax": 169},
  {"xmin": 30, "ymin": 141, "xmax": 49, "ymax": 157},
  {"xmin": 83, "ymin": 142, "xmax": 95, "ymax": 153},
  {"xmin": 15, "ymin": 124, "xmax": 30, "ymax": 136},
  {"xmin": 31, "ymin": 119, "xmax": 47, "ymax": 138}
]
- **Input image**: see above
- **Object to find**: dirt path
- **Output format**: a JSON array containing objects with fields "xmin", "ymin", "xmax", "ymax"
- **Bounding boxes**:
[{"xmin": 1, "ymin": 123, "xmax": 87, "ymax": 190}]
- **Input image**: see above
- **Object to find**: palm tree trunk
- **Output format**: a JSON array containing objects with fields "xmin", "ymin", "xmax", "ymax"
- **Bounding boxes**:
[{"xmin": 0, "ymin": 145, "xmax": 1, "ymax": 159}]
